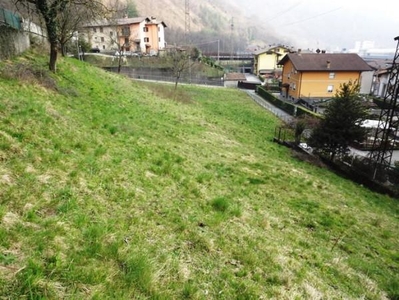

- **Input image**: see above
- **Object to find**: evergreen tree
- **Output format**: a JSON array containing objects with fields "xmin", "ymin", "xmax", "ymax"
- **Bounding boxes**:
[
  {"xmin": 309, "ymin": 80, "xmax": 369, "ymax": 160},
  {"xmin": 126, "ymin": 0, "xmax": 138, "ymax": 17}
]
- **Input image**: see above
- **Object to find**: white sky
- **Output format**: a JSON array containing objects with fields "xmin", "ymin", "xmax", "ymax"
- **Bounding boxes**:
[{"xmin": 239, "ymin": 0, "xmax": 399, "ymax": 51}]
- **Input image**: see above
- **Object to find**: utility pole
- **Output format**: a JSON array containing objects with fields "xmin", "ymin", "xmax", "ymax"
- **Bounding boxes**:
[
  {"xmin": 217, "ymin": 39, "xmax": 220, "ymax": 65},
  {"xmin": 185, "ymin": 0, "xmax": 190, "ymax": 45},
  {"xmin": 230, "ymin": 17, "xmax": 234, "ymax": 61},
  {"xmin": 370, "ymin": 35, "xmax": 399, "ymax": 180}
]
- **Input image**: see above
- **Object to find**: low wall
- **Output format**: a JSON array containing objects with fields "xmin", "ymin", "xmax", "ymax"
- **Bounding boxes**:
[
  {"xmin": 0, "ymin": 26, "xmax": 30, "ymax": 60},
  {"xmin": 257, "ymin": 86, "xmax": 321, "ymax": 118}
]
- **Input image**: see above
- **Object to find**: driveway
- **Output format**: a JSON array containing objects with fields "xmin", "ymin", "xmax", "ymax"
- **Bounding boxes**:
[{"xmin": 245, "ymin": 90, "xmax": 293, "ymax": 123}]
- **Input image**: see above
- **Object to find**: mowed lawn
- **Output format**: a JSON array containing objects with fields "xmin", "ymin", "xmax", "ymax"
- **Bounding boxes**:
[{"xmin": 0, "ymin": 53, "xmax": 398, "ymax": 299}]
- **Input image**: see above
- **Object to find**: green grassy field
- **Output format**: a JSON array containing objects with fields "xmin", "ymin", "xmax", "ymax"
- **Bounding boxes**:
[{"xmin": 0, "ymin": 52, "xmax": 398, "ymax": 299}]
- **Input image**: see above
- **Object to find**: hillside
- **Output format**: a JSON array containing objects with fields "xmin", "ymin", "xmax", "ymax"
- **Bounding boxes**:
[
  {"xmin": 128, "ymin": 0, "xmax": 279, "ymax": 51},
  {"xmin": 1, "ymin": 52, "xmax": 399, "ymax": 299}
]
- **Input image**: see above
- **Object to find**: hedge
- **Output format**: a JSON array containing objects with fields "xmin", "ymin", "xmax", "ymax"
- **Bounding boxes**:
[{"xmin": 256, "ymin": 86, "xmax": 322, "ymax": 119}]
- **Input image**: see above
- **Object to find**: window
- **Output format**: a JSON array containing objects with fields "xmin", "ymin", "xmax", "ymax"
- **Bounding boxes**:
[
  {"xmin": 144, "ymin": 37, "xmax": 149, "ymax": 43},
  {"xmin": 159, "ymin": 37, "xmax": 160, "ymax": 42},
  {"xmin": 101, "ymin": 37, "xmax": 104, "ymax": 42},
  {"xmin": 103, "ymin": 45, "xmax": 105, "ymax": 50},
  {"xmin": 329, "ymin": 72, "xmax": 335, "ymax": 79},
  {"xmin": 125, "ymin": 38, "xmax": 129, "ymax": 44},
  {"xmin": 327, "ymin": 85, "xmax": 334, "ymax": 93},
  {"xmin": 292, "ymin": 83, "xmax": 296, "ymax": 90},
  {"xmin": 93, "ymin": 28, "xmax": 97, "ymax": 33},
  {"xmin": 122, "ymin": 27, "xmax": 130, "ymax": 36},
  {"xmin": 110, "ymin": 31, "xmax": 113, "ymax": 36},
  {"xmin": 100, "ymin": 27, "xmax": 103, "ymax": 33},
  {"xmin": 143, "ymin": 27, "xmax": 148, "ymax": 32}
]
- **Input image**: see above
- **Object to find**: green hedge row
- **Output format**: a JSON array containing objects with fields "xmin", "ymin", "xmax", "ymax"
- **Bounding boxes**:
[
  {"xmin": 257, "ymin": 86, "xmax": 296, "ymax": 115},
  {"xmin": 256, "ymin": 86, "xmax": 321, "ymax": 119}
]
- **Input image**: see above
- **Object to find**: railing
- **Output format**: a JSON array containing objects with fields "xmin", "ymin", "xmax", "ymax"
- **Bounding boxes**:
[{"xmin": 0, "ymin": 7, "xmax": 22, "ymax": 30}]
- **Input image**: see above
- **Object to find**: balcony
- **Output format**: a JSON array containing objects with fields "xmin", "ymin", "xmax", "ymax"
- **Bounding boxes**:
[{"xmin": 120, "ymin": 27, "xmax": 131, "ymax": 37}]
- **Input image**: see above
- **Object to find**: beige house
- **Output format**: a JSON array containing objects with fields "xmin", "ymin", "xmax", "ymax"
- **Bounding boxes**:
[
  {"xmin": 83, "ymin": 16, "xmax": 167, "ymax": 54},
  {"xmin": 253, "ymin": 45, "xmax": 291, "ymax": 79}
]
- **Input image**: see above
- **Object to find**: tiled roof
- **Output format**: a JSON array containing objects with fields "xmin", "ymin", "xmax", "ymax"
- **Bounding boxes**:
[
  {"xmin": 84, "ymin": 17, "xmax": 166, "ymax": 27},
  {"xmin": 253, "ymin": 45, "xmax": 291, "ymax": 55},
  {"xmin": 278, "ymin": 53, "xmax": 373, "ymax": 72},
  {"xmin": 224, "ymin": 73, "xmax": 247, "ymax": 81},
  {"xmin": 116, "ymin": 17, "xmax": 149, "ymax": 25}
]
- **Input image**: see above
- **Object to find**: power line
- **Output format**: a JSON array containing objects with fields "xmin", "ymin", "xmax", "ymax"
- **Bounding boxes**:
[
  {"xmin": 267, "ymin": 1, "xmax": 302, "ymax": 22},
  {"xmin": 279, "ymin": 6, "xmax": 343, "ymax": 27}
]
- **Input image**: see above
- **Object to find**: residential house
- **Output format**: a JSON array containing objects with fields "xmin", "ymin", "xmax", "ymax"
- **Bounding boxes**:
[
  {"xmin": 372, "ymin": 67, "xmax": 391, "ymax": 98},
  {"xmin": 278, "ymin": 52, "xmax": 373, "ymax": 103},
  {"xmin": 224, "ymin": 73, "xmax": 247, "ymax": 88},
  {"xmin": 83, "ymin": 16, "xmax": 167, "ymax": 55},
  {"xmin": 253, "ymin": 45, "xmax": 291, "ymax": 80}
]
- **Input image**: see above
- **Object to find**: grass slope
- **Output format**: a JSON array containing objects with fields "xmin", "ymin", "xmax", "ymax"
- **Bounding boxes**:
[{"xmin": 0, "ymin": 53, "xmax": 399, "ymax": 299}]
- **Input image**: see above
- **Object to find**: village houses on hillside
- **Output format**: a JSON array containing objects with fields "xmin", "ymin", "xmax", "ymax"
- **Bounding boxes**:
[{"xmin": 82, "ymin": 16, "xmax": 167, "ymax": 55}]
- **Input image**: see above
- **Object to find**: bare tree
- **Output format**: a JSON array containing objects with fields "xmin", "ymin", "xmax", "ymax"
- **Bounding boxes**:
[
  {"xmin": 57, "ymin": 2, "xmax": 102, "ymax": 56},
  {"xmin": 105, "ymin": 0, "xmax": 142, "ymax": 73},
  {"xmin": 15, "ymin": 0, "xmax": 107, "ymax": 72},
  {"xmin": 167, "ymin": 48, "xmax": 196, "ymax": 92}
]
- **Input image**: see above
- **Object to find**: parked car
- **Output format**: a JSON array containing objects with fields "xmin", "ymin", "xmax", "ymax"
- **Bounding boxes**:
[
  {"xmin": 90, "ymin": 48, "xmax": 100, "ymax": 53},
  {"xmin": 115, "ymin": 51, "xmax": 141, "ymax": 57},
  {"xmin": 125, "ymin": 51, "xmax": 141, "ymax": 57}
]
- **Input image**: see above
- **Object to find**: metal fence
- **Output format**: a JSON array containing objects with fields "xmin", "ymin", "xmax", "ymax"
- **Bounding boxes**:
[
  {"xmin": 103, "ymin": 67, "xmax": 224, "ymax": 87},
  {"xmin": 0, "ymin": 8, "xmax": 22, "ymax": 30}
]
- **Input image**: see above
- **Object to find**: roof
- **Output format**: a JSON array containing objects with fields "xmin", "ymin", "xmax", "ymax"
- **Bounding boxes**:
[
  {"xmin": 278, "ymin": 53, "xmax": 373, "ymax": 72},
  {"xmin": 117, "ymin": 17, "xmax": 150, "ymax": 25},
  {"xmin": 84, "ymin": 16, "xmax": 166, "ymax": 28},
  {"xmin": 253, "ymin": 45, "xmax": 291, "ymax": 56},
  {"xmin": 224, "ymin": 73, "xmax": 247, "ymax": 81}
]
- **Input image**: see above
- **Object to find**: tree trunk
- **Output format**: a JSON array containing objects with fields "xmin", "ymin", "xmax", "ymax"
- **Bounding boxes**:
[
  {"xmin": 60, "ymin": 42, "xmax": 66, "ymax": 57},
  {"xmin": 49, "ymin": 41, "xmax": 58, "ymax": 72},
  {"xmin": 36, "ymin": 0, "xmax": 60, "ymax": 72},
  {"xmin": 174, "ymin": 71, "xmax": 180, "ymax": 91},
  {"xmin": 118, "ymin": 55, "xmax": 122, "ymax": 73}
]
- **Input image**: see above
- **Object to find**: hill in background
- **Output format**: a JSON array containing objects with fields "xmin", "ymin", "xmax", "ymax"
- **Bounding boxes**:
[{"xmin": 121, "ymin": 0, "xmax": 281, "ymax": 52}]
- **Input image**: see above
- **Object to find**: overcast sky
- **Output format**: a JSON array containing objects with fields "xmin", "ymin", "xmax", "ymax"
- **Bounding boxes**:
[{"xmin": 239, "ymin": 0, "xmax": 399, "ymax": 51}]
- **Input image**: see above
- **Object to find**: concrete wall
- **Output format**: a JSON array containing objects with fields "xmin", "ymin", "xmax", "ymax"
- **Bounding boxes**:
[{"xmin": 0, "ymin": 26, "xmax": 30, "ymax": 60}]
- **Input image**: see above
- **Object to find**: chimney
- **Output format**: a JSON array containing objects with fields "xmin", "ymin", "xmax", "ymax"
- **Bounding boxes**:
[
  {"xmin": 321, "ymin": 50, "xmax": 326, "ymax": 53},
  {"xmin": 327, "ymin": 60, "xmax": 331, "ymax": 69}
]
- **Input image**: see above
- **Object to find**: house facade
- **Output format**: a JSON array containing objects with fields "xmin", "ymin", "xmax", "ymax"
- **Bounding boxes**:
[
  {"xmin": 278, "ymin": 52, "xmax": 373, "ymax": 102},
  {"xmin": 253, "ymin": 45, "xmax": 291, "ymax": 79},
  {"xmin": 83, "ymin": 17, "xmax": 167, "ymax": 54},
  {"xmin": 372, "ymin": 67, "xmax": 391, "ymax": 98}
]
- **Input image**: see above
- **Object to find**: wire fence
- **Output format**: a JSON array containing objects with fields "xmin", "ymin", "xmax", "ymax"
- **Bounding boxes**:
[
  {"xmin": 246, "ymin": 91, "xmax": 293, "ymax": 123},
  {"xmin": 273, "ymin": 125, "xmax": 399, "ymax": 197},
  {"xmin": 103, "ymin": 67, "xmax": 224, "ymax": 87}
]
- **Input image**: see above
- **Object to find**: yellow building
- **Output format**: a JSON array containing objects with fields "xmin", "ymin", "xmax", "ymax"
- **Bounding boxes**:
[
  {"xmin": 253, "ymin": 45, "xmax": 291, "ymax": 78},
  {"xmin": 278, "ymin": 52, "xmax": 373, "ymax": 101}
]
